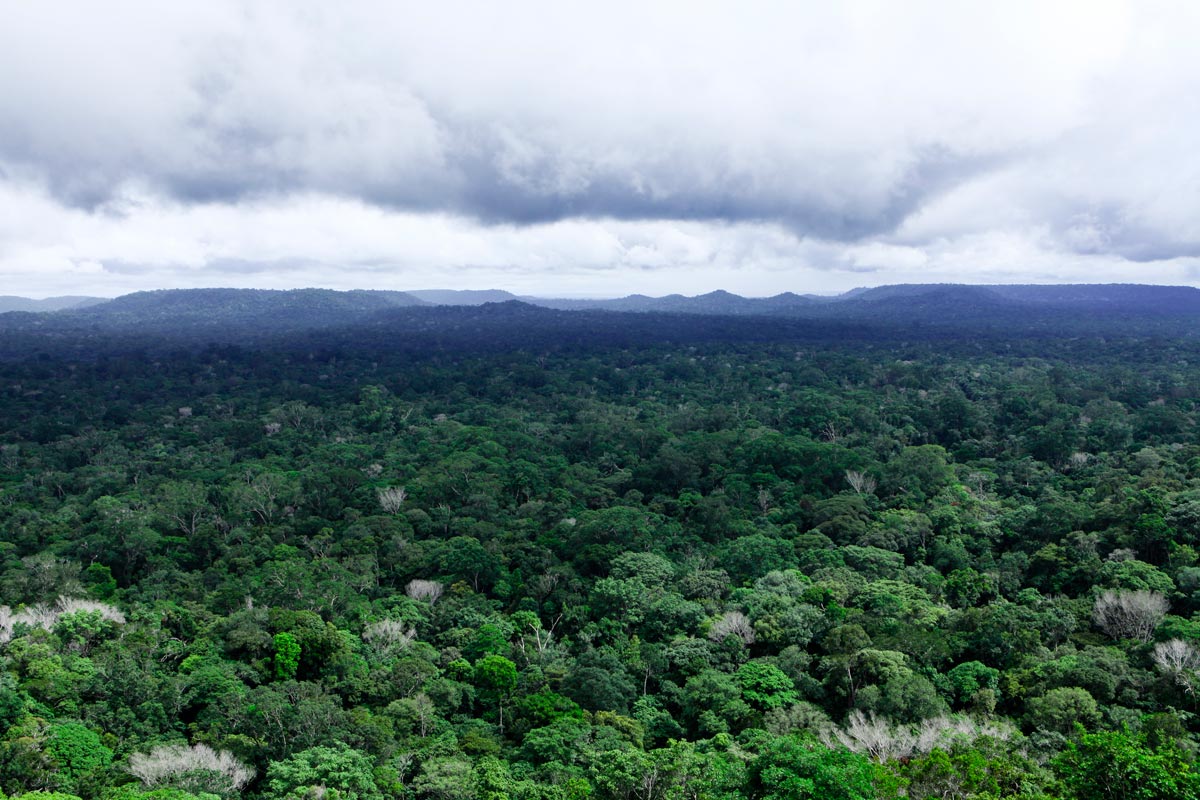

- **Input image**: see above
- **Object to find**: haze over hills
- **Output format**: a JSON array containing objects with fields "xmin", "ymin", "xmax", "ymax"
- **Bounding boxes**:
[
  {"xmin": 0, "ymin": 295, "xmax": 107, "ymax": 313},
  {"xmin": 407, "ymin": 289, "xmax": 521, "ymax": 305}
]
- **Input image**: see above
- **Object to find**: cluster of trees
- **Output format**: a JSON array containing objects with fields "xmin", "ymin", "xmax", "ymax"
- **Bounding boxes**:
[{"xmin": 2, "ymin": 318, "xmax": 1200, "ymax": 798}]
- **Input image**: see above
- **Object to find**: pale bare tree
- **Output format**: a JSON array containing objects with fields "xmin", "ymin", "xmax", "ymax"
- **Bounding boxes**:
[
  {"xmin": 707, "ymin": 610, "xmax": 756, "ymax": 646},
  {"xmin": 1154, "ymin": 639, "xmax": 1200, "ymax": 694},
  {"xmin": 828, "ymin": 711, "xmax": 1010, "ymax": 764},
  {"xmin": 128, "ymin": 743, "xmax": 254, "ymax": 797},
  {"xmin": 756, "ymin": 488, "xmax": 773, "ymax": 514},
  {"xmin": 378, "ymin": 486, "xmax": 408, "ymax": 515},
  {"xmin": 57, "ymin": 596, "xmax": 126, "ymax": 624},
  {"xmin": 830, "ymin": 711, "xmax": 916, "ymax": 763},
  {"xmin": 14, "ymin": 603, "xmax": 59, "ymax": 630},
  {"xmin": 2, "ymin": 597, "xmax": 125, "ymax": 638},
  {"xmin": 1093, "ymin": 589, "xmax": 1168, "ymax": 642},
  {"xmin": 845, "ymin": 470, "xmax": 878, "ymax": 495},
  {"xmin": 406, "ymin": 579, "xmax": 444, "ymax": 605},
  {"xmin": 364, "ymin": 619, "xmax": 417, "ymax": 656}
]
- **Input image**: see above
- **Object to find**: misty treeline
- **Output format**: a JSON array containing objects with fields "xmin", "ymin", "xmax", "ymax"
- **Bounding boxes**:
[{"xmin": 2, "ymin": 315, "xmax": 1200, "ymax": 799}]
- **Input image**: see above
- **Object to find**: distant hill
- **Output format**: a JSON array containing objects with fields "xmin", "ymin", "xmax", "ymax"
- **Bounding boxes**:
[
  {"xmin": 407, "ymin": 289, "xmax": 520, "ymax": 305},
  {"xmin": 985, "ymin": 283, "xmax": 1200, "ymax": 312},
  {"xmin": 528, "ymin": 290, "xmax": 815, "ymax": 315},
  {"xmin": 0, "ymin": 295, "xmax": 107, "ymax": 313},
  {"xmin": 66, "ymin": 288, "xmax": 427, "ymax": 333},
  {"xmin": 528, "ymin": 283, "xmax": 1200, "ymax": 322}
]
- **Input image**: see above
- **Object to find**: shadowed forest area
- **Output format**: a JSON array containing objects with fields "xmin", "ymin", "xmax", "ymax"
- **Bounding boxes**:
[{"xmin": 2, "ymin": 295, "xmax": 1200, "ymax": 798}]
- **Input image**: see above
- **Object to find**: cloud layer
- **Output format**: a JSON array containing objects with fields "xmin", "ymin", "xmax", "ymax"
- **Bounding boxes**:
[{"xmin": 3, "ymin": 1, "xmax": 1200, "ymax": 295}]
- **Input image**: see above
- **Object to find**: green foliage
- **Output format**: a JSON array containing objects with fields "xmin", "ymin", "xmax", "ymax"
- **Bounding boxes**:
[
  {"xmin": 946, "ymin": 661, "xmax": 1000, "ymax": 704},
  {"xmin": 100, "ymin": 788, "xmax": 216, "ymax": 800},
  {"xmin": 1053, "ymin": 729, "xmax": 1200, "ymax": 800},
  {"xmin": 738, "ymin": 662, "xmax": 798, "ymax": 711},
  {"xmin": 272, "ymin": 632, "xmax": 301, "ymax": 681},
  {"xmin": 264, "ymin": 742, "xmax": 383, "ymax": 800},
  {"xmin": 45, "ymin": 722, "xmax": 112, "ymax": 789},
  {"xmin": 749, "ymin": 735, "xmax": 877, "ymax": 800},
  {"xmin": 1026, "ymin": 687, "xmax": 1102, "ymax": 735}
]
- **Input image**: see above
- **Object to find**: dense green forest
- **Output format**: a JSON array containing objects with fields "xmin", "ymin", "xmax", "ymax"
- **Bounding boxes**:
[{"xmin": 4, "ymin": 298, "xmax": 1200, "ymax": 799}]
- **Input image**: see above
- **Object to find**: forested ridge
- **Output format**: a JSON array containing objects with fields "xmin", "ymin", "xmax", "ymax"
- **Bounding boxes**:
[{"xmin": 3, "ymin": 304, "xmax": 1200, "ymax": 799}]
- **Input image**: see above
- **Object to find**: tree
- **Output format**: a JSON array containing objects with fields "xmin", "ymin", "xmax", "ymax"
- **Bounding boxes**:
[
  {"xmin": 406, "ymin": 579, "xmax": 444, "ymax": 605},
  {"xmin": 1092, "ymin": 590, "xmax": 1167, "ymax": 642},
  {"xmin": 1153, "ymin": 639, "xmax": 1200, "ymax": 694},
  {"xmin": 831, "ymin": 711, "xmax": 916, "ymax": 763},
  {"xmin": 377, "ymin": 486, "xmax": 408, "ymax": 515},
  {"xmin": 844, "ymin": 470, "xmax": 877, "ymax": 496},
  {"xmin": 738, "ymin": 662, "xmax": 798, "ymax": 711},
  {"xmin": 272, "ymin": 632, "xmax": 301, "ymax": 681},
  {"xmin": 1025, "ymin": 687, "xmax": 1101, "ymax": 735},
  {"xmin": 749, "ymin": 734, "xmax": 876, "ymax": 800},
  {"xmin": 708, "ymin": 610, "xmax": 755, "ymax": 646},
  {"xmin": 363, "ymin": 619, "xmax": 417, "ymax": 659},
  {"xmin": 945, "ymin": 661, "xmax": 1000, "ymax": 706},
  {"xmin": 264, "ymin": 742, "xmax": 383, "ymax": 800},
  {"xmin": 1054, "ymin": 729, "xmax": 1200, "ymax": 800},
  {"xmin": 126, "ymin": 743, "xmax": 254, "ymax": 798},
  {"xmin": 45, "ymin": 722, "xmax": 112, "ymax": 793},
  {"xmin": 474, "ymin": 655, "xmax": 518, "ymax": 735}
]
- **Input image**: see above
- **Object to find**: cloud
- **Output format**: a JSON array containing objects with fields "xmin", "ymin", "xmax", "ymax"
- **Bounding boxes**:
[
  {"xmin": 2, "ymin": 179, "xmax": 1197, "ymax": 299},
  {"xmin": 2, "ymin": 1, "xmax": 1200, "ymax": 293}
]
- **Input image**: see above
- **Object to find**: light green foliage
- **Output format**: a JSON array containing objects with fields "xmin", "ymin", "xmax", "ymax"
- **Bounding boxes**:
[
  {"xmin": 1098, "ymin": 559, "xmax": 1175, "ymax": 594},
  {"xmin": 749, "ymin": 735, "xmax": 877, "ymax": 800},
  {"xmin": 272, "ymin": 632, "xmax": 301, "ymax": 681},
  {"xmin": 473, "ymin": 654, "xmax": 518, "ymax": 732},
  {"xmin": 738, "ymin": 662, "xmax": 798, "ymax": 711},
  {"xmin": 100, "ymin": 788, "xmax": 217, "ymax": 800},
  {"xmin": 411, "ymin": 757, "xmax": 475, "ymax": 800},
  {"xmin": 45, "ymin": 723, "xmax": 112, "ymax": 785},
  {"xmin": 264, "ymin": 743, "xmax": 383, "ymax": 800}
]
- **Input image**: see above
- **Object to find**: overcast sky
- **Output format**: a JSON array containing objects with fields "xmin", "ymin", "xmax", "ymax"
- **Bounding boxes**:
[{"xmin": 3, "ymin": 1, "xmax": 1200, "ymax": 297}]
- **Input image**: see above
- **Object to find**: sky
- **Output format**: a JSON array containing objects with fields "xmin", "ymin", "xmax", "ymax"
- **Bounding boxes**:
[{"xmin": 3, "ymin": 1, "xmax": 1200, "ymax": 298}]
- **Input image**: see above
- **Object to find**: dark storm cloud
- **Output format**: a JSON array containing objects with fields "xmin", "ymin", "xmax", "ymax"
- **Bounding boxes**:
[
  {"xmin": 0, "ymin": 4, "xmax": 1103, "ymax": 238},
  {"xmin": 0, "ymin": 88, "xmax": 990, "ymax": 244}
]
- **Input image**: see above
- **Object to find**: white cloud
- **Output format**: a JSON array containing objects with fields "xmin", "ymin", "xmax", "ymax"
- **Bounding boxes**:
[{"xmin": 1, "ymin": 1, "xmax": 1199, "ymax": 294}]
